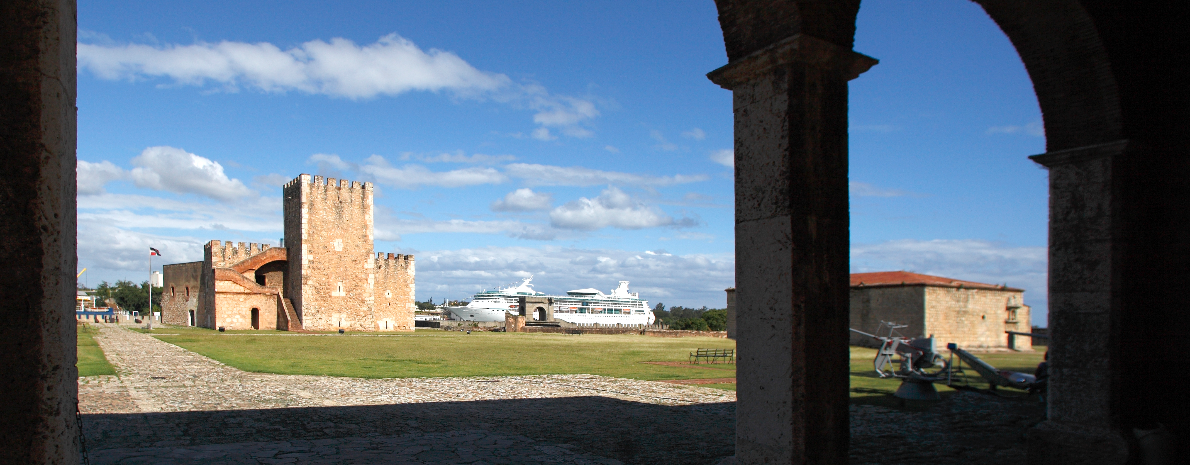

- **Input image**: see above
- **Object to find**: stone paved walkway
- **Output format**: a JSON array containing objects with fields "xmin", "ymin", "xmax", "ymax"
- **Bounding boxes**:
[
  {"xmin": 79, "ymin": 324, "xmax": 736, "ymax": 464},
  {"xmin": 79, "ymin": 324, "xmax": 1045, "ymax": 464}
]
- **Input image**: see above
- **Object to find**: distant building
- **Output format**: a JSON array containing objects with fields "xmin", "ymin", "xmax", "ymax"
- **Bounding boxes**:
[
  {"xmin": 161, "ymin": 174, "xmax": 415, "ymax": 332},
  {"xmin": 150, "ymin": 271, "xmax": 163, "ymax": 287},
  {"xmin": 849, "ymin": 271, "xmax": 1031, "ymax": 351}
]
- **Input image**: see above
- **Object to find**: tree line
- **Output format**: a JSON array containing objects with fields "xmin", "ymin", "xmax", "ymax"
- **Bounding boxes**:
[
  {"xmin": 652, "ymin": 303, "xmax": 727, "ymax": 331},
  {"xmin": 86, "ymin": 281, "xmax": 163, "ymax": 314}
]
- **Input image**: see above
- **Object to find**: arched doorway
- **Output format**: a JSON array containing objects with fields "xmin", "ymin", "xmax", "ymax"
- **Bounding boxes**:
[{"xmin": 251, "ymin": 308, "xmax": 260, "ymax": 330}]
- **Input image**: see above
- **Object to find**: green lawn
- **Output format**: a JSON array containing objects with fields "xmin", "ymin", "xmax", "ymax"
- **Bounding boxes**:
[
  {"xmin": 147, "ymin": 327, "xmax": 737, "ymax": 382},
  {"xmin": 77, "ymin": 324, "xmax": 116, "ymax": 377},
  {"xmin": 143, "ymin": 326, "xmax": 1045, "ymax": 401}
]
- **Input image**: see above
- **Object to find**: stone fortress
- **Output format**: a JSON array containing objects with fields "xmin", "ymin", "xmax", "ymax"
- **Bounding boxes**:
[
  {"xmin": 848, "ymin": 271, "xmax": 1032, "ymax": 351},
  {"xmin": 161, "ymin": 174, "xmax": 415, "ymax": 332}
]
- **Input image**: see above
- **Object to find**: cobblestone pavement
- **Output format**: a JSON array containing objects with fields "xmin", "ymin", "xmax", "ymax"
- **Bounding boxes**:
[
  {"xmin": 79, "ymin": 324, "xmax": 735, "ymax": 464},
  {"xmin": 79, "ymin": 324, "xmax": 1044, "ymax": 464}
]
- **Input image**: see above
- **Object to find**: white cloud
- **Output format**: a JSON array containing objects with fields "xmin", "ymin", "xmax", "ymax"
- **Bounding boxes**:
[
  {"xmin": 850, "ymin": 239, "xmax": 1048, "ymax": 325},
  {"xmin": 709, "ymin": 149, "xmax": 733, "ymax": 168},
  {"xmin": 77, "ymin": 160, "xmax": 127, "ymax": 195},
  {"xmin": 253, "ymin": 173, "xmax": 290, "ymax": 188},
  {"xmin": 986, "ymin": 121, "xmax": 1045, "ymax": 137},
  {"xmin": 531, "ymin": 127, "xmax": 556, "ymax": 141},
  {"xmin": 681, "ymin": 128, "xmax": 706, "ymax": 140},
  {"xmin": 76, "ymin": 189, "xmax": 282, "ymax": 279},
  {"xmin": 408, "ymin": 245, "xmax": 734, "ymax": 308},
  {"xmin": 79, "ymin": 33, "xmax": 600, "ymax": 138},
  {"xmin": 491, "ymin": 188, "xmax": 553, "ymax": 212},
  {"xmin": 309, "ymin": 153, "xmax": 354, "ymax": 171},
  {"xmin": 520, "ymin": 85, "xmax": 599, "ymax": 138},
  {"xmin": 531, "ymin": 95, "xmax": 599, "ymax": 127},
  {"xmin": 504, "ymin": 163, "xmax": 707, "ymax": 187},
  {"xmin": 78, "ymin": 222, "xmax": 208, "ymax": 272},
  {"xmin": 604, "ymin": 145, "xmax": 620, "ymax": 153},
  {"xmin": 128, "ymin": 146, "xmax": 255, "ymax": 201},
  {"xmin": 399, "ymin": 151, "xmax": 515, "ymax": 164},
  {"xmin": 374, "ymin": 215, "xmax": 555, "ymax": 242},
  {"xmin": 849, "ymin": 181, "xmax": 917, "ymax": 198},
  {"xmin": 651, "ymin": 130, "xmax": 678, "ymax": 151},
  {"xmin": 550, "ymin": 186, "xmax": 692, "ymax": 230},
  {"xmin": 78, "ymin": 193, "xmax": 281, "ymax": 232},
  {"xmin": 79, "ymin": 33, "xmax": 509, "ymax": 99},
  {"xmin": 345, "ymin": 155, "xmax": 507, "ymax": 188}
]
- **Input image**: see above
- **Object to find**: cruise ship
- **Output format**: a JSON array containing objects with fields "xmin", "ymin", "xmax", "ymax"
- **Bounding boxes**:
[
  {"xmin": 444, "ymin": 278, "xmax": 655, "ymax": 325},
  {"xmin": 444, "ymin": 277, "xmax": 547, "ymax": 322},
  {"xmin": 551, "ymin": 281, "xmax": 655, "ymax": 325}
]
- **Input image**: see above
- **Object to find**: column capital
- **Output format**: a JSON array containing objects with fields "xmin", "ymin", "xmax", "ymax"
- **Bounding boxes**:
[
  {"xmin": 1029, "ymin": 140, "xmax": 1132, "ymax": 169},
  {"xmin": 707, "ymin": 34, "xmax": 877, "ymax": 90}
]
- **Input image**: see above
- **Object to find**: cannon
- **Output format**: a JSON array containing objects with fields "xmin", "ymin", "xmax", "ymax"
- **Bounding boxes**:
[
  {"xmin": 851, "ymin": 322, "xmax": 1047, "ymax": 401},
  {"xmin": 851, "ymin": 322, "xmax": 951, "ymax": 400}
]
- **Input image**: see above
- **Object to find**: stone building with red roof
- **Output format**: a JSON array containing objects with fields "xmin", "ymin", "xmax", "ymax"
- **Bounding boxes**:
[{"xmin": 849, "ymin": 271, "xmax": 1030, "ymax": 351}]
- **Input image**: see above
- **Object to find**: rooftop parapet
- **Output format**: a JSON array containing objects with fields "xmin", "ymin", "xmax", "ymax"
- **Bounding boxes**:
[
  {"xmin": 375, "ymin": 252, "xmax": 414, "ymax": 271},
  {"xmin": 283, "ymin": 173, "xmax": 373, "ymax": 191},
  {"xmin": 206, "ymin": 240, "xmax": 275, "ymax": 266}
]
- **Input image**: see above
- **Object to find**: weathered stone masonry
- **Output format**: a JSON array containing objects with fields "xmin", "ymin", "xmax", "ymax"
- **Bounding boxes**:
[
  {"xmin": 848, "ymin": 271, "xmax": 1031, "ymax": 351},
  {"xmin": 161, "ymin": 174, "xmax": 415, "ymax": 332},
  {"xmin": 161, "ymin": 261, "xmax": 201, "ymax": 326}
]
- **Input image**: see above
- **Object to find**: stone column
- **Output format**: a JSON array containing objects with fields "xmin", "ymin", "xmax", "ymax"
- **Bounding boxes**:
[
  {"xmin": 725, "ymin": 287, "xmax": 736, "ymax": 339},
  {"xmin": 708, "ymin": 34, "xmax": 875, "ymax": 464},
  {"xmin": 1027, "ymin": 141, "xmax": 1130, "ymax": 464},
  {"xmin": 0, "ymin": 0, "xmax": 79, "ymax": 463}
]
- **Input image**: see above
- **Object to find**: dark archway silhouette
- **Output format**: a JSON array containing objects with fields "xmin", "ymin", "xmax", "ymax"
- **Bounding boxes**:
[
  {"xmin": 2, "ymin": 1, "xmax": 1188, "ymax": 462},
  {"xmin": 710, "ymin": 0, "xmax": 1187, "ymax": 462}
]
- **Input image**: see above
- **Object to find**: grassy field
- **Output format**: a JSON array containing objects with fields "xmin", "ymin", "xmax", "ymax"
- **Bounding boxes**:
[
  {"xmin": 146, "ymin": 327, "xmax": 737, "ymax": 382},
  {"xmin": 77, "ymin": 324, "xmax": 116, "ymax": 377},
  {"xmin": 143, "ymin": 326, "xmax": 1045, "ymax": 400}
]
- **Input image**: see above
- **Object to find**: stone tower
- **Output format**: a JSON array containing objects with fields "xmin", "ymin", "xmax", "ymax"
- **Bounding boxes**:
[{"xmin": 283, "ymin": 174, "xmax": 413, "ymax": 331}]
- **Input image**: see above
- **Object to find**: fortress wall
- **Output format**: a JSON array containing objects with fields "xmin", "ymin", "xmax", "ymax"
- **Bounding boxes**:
[
  {"xmin": 848, "ymin": 286, "xmax": 925, "ymax": 348},
  {"xmin": 212, "ymin": 290, "xmax": 280, "ymax": 330},
  {"xmin": 162, "ymin": 261, "xmax": 202, "ymax": 326},
  {"xmin": 284, "ymin": 175, "xmax": 377, "ymax": 331},
  {"xmin": 198, "ymin": 243, "xmax": 218, "ymax": 329},
  {"xmin": 374, "ymin": 253, "xmax": 415, "ymax": 331},
  {"xmin": 925, "ymin": 287, "xmax": 1030, "ymax": 350},
  {"xmin": 207, "ymin": 240, "xmax": 273, "ymax": 269}
]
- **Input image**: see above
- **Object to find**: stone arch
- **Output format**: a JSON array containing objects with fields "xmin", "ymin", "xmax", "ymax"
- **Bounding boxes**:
[
  {"xmin": 710, "ymin": 0, "xmax": 1149, "ymax": 462},
  {"xmin": 253, "ymin": 259, "xmax": 287, "ymax": 288},
  {"xmin": 972, "ymin": 1, "xmax": 1122, "ymax": 151}
]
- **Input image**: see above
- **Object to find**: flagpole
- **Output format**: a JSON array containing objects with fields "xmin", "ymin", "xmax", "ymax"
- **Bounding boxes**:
[{"xmin": 147, "ymin": 250, "xmax": 153, "ymax": 330}]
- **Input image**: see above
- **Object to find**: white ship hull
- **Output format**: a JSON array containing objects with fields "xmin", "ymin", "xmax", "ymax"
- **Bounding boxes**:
[
  {"xmin": 444, "ymin": 278, "xmax": 656, "ymax": 326},
  {"xmin": 553, "ymin": 312, "xmax": 654, "ymax": 326},
  {"xmin": 445, "ymin": 304, "xmax": 513, "ymax": 322}
]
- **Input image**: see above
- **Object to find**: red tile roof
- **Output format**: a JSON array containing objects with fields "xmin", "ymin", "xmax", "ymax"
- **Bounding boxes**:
[{"xmin": 850, "ymin": 271, "xmax": 1021, "ymax": 292}]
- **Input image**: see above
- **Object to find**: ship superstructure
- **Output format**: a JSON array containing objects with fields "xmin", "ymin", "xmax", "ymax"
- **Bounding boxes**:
[{"xmin": 445, "ymin": 279, "xmax": 655, "ymax": 325}]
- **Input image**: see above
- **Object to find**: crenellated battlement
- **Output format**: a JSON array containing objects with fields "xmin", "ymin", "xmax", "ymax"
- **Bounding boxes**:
[
  {"xmin": 283, "ymin": 173, "xmax": 372, "ymax": 192},
  {"xmin": 206, "ymin": 240, "xmax": 274, "ymax": 267},
  {"xmin": 374, "ymin": 252, "xmax": 414, "ymax": 271}
]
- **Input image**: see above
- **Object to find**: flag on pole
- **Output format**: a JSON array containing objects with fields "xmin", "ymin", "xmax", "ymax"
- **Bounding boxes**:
[{"xmin": 149, "ymin": 247, "xmax": 161, "ymax": 256}]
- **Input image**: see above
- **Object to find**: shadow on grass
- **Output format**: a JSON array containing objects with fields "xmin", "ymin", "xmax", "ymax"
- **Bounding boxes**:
[{"xmin": 83, "ymin": 397, "xmax": 735, "ymax": 465}]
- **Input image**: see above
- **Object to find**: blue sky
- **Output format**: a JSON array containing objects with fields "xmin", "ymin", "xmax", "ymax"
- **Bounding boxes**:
[{"xmin": 75, "ymin": 1, "xmax": 1049, "ymax": 325}]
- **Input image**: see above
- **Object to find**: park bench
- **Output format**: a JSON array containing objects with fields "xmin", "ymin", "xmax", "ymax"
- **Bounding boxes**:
[{"xmin": 690, "ymin": 348, "xmax": 735, "ymax": 364}]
